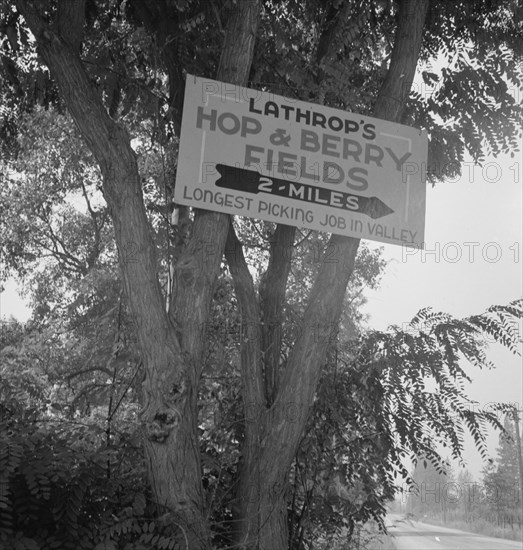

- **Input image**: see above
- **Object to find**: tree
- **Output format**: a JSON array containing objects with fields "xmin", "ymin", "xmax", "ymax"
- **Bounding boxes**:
[
  {"xmin": 453, "ymin": 468, "xmax": 477, "ymax": 523},
  {"xmin": 512, "ymin": 409, "xmax": 523, "ymax": 511},
  {"xmin": 2, "ymin": 0, "xmax": 522, "ymax": 548},
  {"xmin": 482, "ymin": 414, "xmax": 523, "ymax": 528},
  {"xmin": 406, "ymin": 458, "xmax": 450, "ymax": 520}
]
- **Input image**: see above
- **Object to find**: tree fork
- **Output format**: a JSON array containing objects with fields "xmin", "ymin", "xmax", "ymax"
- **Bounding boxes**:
[{"xmin": 231, "ymin": 0, "xmax": 429, "ymax": 547}]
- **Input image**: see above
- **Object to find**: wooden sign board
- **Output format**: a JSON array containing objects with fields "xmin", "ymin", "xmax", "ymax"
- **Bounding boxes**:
[{"xmin": 175, "ymin": 74, "xmax": 427, "ymax": 247}]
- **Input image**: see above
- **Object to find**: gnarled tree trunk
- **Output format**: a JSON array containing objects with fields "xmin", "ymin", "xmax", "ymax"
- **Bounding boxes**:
[
  {"xmin": 227, "ymin": 0, "xmax": 429, "ymax": 547},
  {"xmin": 17, "ymin": 0, "xmax": 259, "ymax": 548}
]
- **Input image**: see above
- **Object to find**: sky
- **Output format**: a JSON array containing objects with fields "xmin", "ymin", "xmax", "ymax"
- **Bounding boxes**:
[{"xmin": 362, "ymin": 151, "xmax": 523, "ymax": 477}]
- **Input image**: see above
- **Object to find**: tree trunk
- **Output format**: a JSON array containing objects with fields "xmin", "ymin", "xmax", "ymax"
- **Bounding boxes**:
[
  {"xmin": 512, "ymin": 409, "xmax": 523, "ymax": 509},
  {"xmin": 228, "ymin": 0, "xmax": 429, "ymax": 547},
  {"xmin": 17, "ymin": 0, "xmax": 259, "ymax": 548},
  {"xmin": 236, "ymin": 464, "xmax": 289, "ymax": 549}
]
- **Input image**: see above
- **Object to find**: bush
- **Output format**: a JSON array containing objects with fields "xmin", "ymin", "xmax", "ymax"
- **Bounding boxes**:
[{"xmin": 0, "ymin": 417, "xmax": 186, "ymax": 550}]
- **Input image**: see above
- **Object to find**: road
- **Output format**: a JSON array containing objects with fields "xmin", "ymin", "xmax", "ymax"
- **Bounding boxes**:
[{"xmin": 385, "ymin": 515, "xmax": 523, "ymax": 550}]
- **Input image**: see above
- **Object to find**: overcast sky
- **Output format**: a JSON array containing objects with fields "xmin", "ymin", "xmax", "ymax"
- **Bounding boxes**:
[{"xmin": 363, "ymin": 151, "xmax": 523, "ymax": 477}]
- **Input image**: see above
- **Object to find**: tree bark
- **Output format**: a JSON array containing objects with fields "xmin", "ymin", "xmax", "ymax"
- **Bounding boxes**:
[
  {"xmin": 512, "ymin": 409, "xmax": 523, "ymax": 510},
  {"xmin": 168, "ymin": 0, "xmax": 260, "ymax": 383},
  {"xmin": 259, "ymin": 224, "xmax": 296, "ymax": 405},
  {"xmin": 228, "ymin": 0, "xmax": 429, "ymax": 547},
  {"xmin": 16, "ymin": 0, "xmax": 260, "ymax": 548}
]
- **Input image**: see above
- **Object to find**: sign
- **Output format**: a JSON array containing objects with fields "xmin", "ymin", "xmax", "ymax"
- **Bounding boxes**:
[{"xmin": 175, "ymin": 74, "xmax": 427, "ymax": 247}]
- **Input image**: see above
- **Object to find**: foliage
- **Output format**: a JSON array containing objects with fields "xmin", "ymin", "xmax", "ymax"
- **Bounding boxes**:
[
  {"xmin": 1, "ymin": 1, "xmax": 521, "ymax": 181},
  {"xmin": 1, "ymin": 0, "xmax": 522, "ymax": 547},
  {"xmin": 2, "ymin": 291, "xmax": 522, "ymax": 548},
  {"xmin": 287, "ymin": 300, "xmax": 523, "ymax": 545},
  {"xmin": 403, "ymin": 414, "xmax": 523, "ymax": 540},
  {"xmin": 405, "ymin": 458, "xmax": 451, "ymax": 518},
  {"xmin": 482, "ymin": 414, "xmax": 523, "ymax": 527},
  {"xmin": 0, "ymin": 317, "xmax": 176, "ymax": 550},
  {"xmin": 0, "ymin": 415, "xmax": 190, "ymax": 550}
]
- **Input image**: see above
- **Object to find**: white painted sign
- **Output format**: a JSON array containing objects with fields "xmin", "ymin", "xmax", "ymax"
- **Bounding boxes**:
[{"xmin": 175, "ymin": 74, "xmax": 427, "ymax": 247}]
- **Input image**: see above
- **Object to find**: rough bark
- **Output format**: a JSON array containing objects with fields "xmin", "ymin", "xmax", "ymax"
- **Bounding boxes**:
[
  {"xmin": 228, "ymin": 0, "xmax": 429, "ymax": 547},
  {"xmin": 226, "ymin": 221, "xmax": 296, "ymax": 546},
  {"xmin": 169, "ymin": 0, "xmax": 260, "ymax": 381},
  {"xmin": 225, "ymin": 221, "xmax": 267, "ymax": 542},
  {"xmin": 225, "ymin": 220, "xmax": 265, "ymax": 410},
  {"xmin": 17, "ymin": 0, "xmax": 260, "ymax": 548},
  {"xmin": 259, "ymin": 224, "xmax": 296, "ymax": 405}
]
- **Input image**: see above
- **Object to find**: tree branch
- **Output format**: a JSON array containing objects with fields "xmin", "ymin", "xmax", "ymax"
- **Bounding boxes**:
[
  {"xmin": 225, "ymin": 220, "xmax": 264, "ymax": 408},
  {"xmin": 315, "ymin": 0, "xmax": 362, "ymax": 102},
  {"xmin": 258, "ymin": 223, "xmax": 296, "ymax": 404},
  {"xmin": 315, "ymin": 0, "xmax": 353, "ymax": 66},
  {"xmin": 129, "ymin": 0, "xmax": 186, "ymax": 133},
  {"xmin": 79, "ymin": 177, "xmax": 101, "ymax": 269},
  {"xmin": 268, "ymin": 0, "xmax": 430, "ymax": 470},
  {"xmin": 36, "ymin": 211, "xmax": 87, "ymax": 274},
  {"xmin": 373, "ymin": 0, "xmax": 427, "ymax": 123},
  {"xmin": 56, "ymin": 0, "xmax": 85, "ymax": 53},
  {"xmin": 16, "ymin": 0, "xmax": 178, "ymax": 360},
  {"xmin": 255, "ymin": 1, "xmax": 356, "ymax": 407},
  {"xmin": 169, "ymin": 0, "xmax": 260, "ymax": 386}
]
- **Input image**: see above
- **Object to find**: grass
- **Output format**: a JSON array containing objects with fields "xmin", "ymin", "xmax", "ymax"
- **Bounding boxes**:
[
  {"xmin": 313, "ymin": 522, "xmax": 399, "ymax": 550},
  {"xmin": 352, "ymin": 522, "xmax": 399, "ymax": 550},
  {"xmin": 422, "ymin": 515, "xmax": 523, "ymax": 542},
  {"xmin": 364, "ymin": 532, "xmax": 399, "ymax": 550}
]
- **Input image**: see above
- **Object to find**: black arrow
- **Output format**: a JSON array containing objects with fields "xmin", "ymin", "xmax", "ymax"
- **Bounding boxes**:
[{"xmin": 215, "ymin": 164, "xmax": 394, "ymax": 219}]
